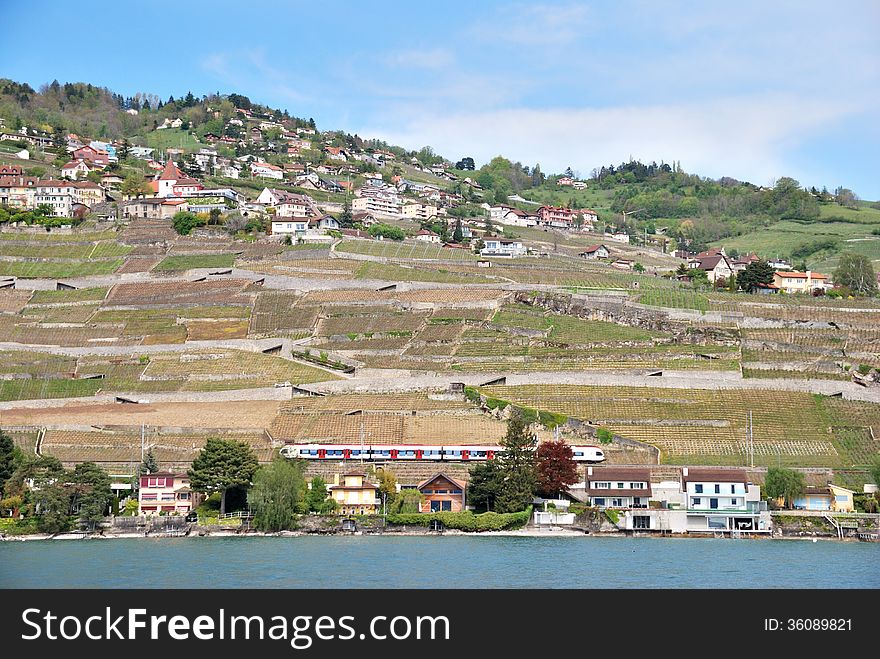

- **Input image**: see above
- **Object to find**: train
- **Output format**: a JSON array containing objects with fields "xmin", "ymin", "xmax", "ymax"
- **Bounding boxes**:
[{"xmin": 279, "ymin": 443, "xmax": 606, "ymax": 463}]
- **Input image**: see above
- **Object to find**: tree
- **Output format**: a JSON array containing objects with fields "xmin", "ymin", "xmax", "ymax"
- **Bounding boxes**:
[
  {"xmin": 139, "ymin": 448, "xmax": 159, "ymax": 476},
  {"xmin": 69, "ymin": 462, "xmax": 112, "ymax": 529},
  {"xmin": 467, "ymin": 460, "xmax": 503, "ymax": 512},
  {"xmin": 171, "ymin": 211, "xmax": 205, "ymax": 235},
  {"xmin": 120, "ymin": 173, "xmax": 151, "ymax": 198},
  {"xmin": 455, "ymin": 156, "xmax": 475, "ymax": 170},
  {"xmin": 33, "ymin": 483, "xmax": 72, "ymax": 534},
  {"xmin": 535, "ymin": 441, "xmax": 579, "ymax": 498},
  {"xmin": 834, "ymin": 253, "xmax": 877, "ymax": 296},
  {"xmin": 375, "ymin": 468, "xmax": 398, "ymax": 509},
  {"xmin": 495, "ymin": 410, "xmax": 538, "ymax": 513},
  {"xmin": 368, "ymin": 223, "xmax": 405, "ymax": 241},
  {"xmin": 305, "ymin": 475, "xmax": 335, "ymax": 513},
  {"xmin": 633, "ymin": 262, "xmax": 645, "ymax": 273},
  {"xmin": 452, "ymin": 218, "xmax": 463, "ymax": 243},
  {"xmin": 339, "ymin": 195, "xmax": 353, "ymax": 228},
  {"xmin": 391, "ymin": 488, "xmax": 423, "ymax": 514},
  {"xmin": 870, "ymin": 459, "xmax": 880, "ymax": 487},
  {"xmin": 188, "ymin": 437, "xmax": 259, "ymax": 515},
  {"xmin": 0, "ymin": 430, "xmax": 16, "ymax": 495},
  {"xmin": 248, "ymin": 458, "xmax": 305, "ymax": 531},
  {"xmin": 763, "ymin": 467, "xmax": 806, "ymax": 509},
  {"xmin": 833, "ymin": 187, "xmax": 859, "ymax": 209},
  {"xmin": 737, "ymin": 260, "xmax": 775, "ymax": 293}
]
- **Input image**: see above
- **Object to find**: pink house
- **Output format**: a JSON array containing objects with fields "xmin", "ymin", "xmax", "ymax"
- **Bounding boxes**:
[
  {"xmin": 72, "ymin": 145, "xmax": 109, "ymax": 167},
  {"xmin": 138, "ymin": 472, "xmax": 197, "ymax": 515}
]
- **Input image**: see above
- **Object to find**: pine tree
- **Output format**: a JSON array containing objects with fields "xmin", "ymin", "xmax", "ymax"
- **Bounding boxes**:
[
  {"xmin": 138, "ymin": 448, "xmax": 159, "ymax": 476},
  {"xmin": 453, "ymin": 218, "xmax": 463, "ymax": 243},
  {"xmin": 495, "ymin": 410, "xmax": 538, "ymax": 513}
]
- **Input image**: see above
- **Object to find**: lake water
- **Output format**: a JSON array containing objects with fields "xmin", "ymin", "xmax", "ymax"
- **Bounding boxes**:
[{"xmin": 0, "ymin": 536, "xmax": 877, "ymax": 588}]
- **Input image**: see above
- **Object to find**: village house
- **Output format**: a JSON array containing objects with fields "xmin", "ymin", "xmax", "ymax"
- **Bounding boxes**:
[
  {"xmin": 417, "ymin": 473, "xmax": 467, "ymax": 512},
  {"xmin": 585, "ymin": 467, "xmax": 652, "ymax": 510},
  {"xmin": 680, "ymin": 468, "xmax": 764, "ymax": 533},
  {"xmin": 611, "ymin": 231, "xmax": 630, "ymax": 243},
  {"xmin": 60, "ymin": 159, "xmax": 95, "ymax": 180},
  {"xmin": 579, "ymin": 244, "xmax": 610, "ymax": 260},
  {"xmin": 490, "ymin": 204, "xmax": 539, "ymax": 227},
  {"xmin": 138, "ymin": 472, "xmax": 196, "ymax": 515},
  {"xmin": 480, "ymin": 238, "xmax": 527, "ymax": 258},
  {"xmin": 250, "ymin": 162, "xmax": 284, "ymax": 179},
  {"xmin": 556, "ymin": 176, "xmax": 574, "ymax": 186},
  {"xmin": 689, "ymin": 252, "xmax": 734, "ymax": 284},
  {"xmin": 129, "ymin": 146, "xmax": 155, "ymax": 160},
  {"xmin": 256, "ymin": 187, "xmax": 317, "ymax": 217},
  {"xmin": 611, "ymin": 258, "xmax": 634, "ymax": 270},
  {"xmin": 71, "ymin": 145, "xmax": 109, "ymax": 167},
  {"xmin": 0, "ymin": 175, "xmax": 39, "ymax": 208},
  {"xmin": 329, "ymin": 472, "xmax": 379, "ymax": 516},
  {"xmin": 123, "ymin": 197, "xmax": 189, "ymax": 219},
  {"xmin": 773, "ymin": 270, "xmax": 831, "ymax": 294},
  {"xmin": 415, "ymin": 229, "xmax": 441, "ymax": 244}
]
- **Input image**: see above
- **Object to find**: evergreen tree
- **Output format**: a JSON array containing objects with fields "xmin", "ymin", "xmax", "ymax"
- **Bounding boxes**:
[
  {"xmin": 495, "ymin": 410, "xmax": 538, "ymax": 513},
  {"xmin": 453, "ymin": 218, "xmax": 463, "ymax": 243},
  {"xmin": 466, "ymin": 460, "xmax": 503, "ymax": 512},
  {"xmin": 0, "ymin": 431, "xmax": 17, "ymax": 496},
  {"xmin": 188, "ymin": 438, "xmax": 259, "ymax": 515},
  {"xmin": 138, "ymin": 448, "xmax": 159, "ymax": 476},
  {"xmin": 305, "ymin": 475, "xmax": 335, "ymax": 513},
  {"xmin": 737, "ymin": 260, "xmax": 775, "ymax": 293},
  {"xmin": 339, "ymin": 195, "xmax": 353, "ymax": 228}
]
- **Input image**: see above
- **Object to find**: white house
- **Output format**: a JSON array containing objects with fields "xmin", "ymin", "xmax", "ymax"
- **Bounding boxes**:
[
  {"xmin": 480, "ymin": 238, "xmax": 526, "ymax": 258},
  {"xmin": 585, "ymin": 467, "xmax": 652, "ymax": 509},
  {"xmin": 681, "ymin": 468, "xmax": 764, "ymax": 533},
  {"xmin": 251, "ymin": 162, "xmax": 284, "ymax": 179},
  {"xmin": 415, "ymin": 229, "xmax": 441, "ymax": 243},
  {"xmin": 579, "ymin": 244, "xmax": 610, "ymax": 260}
]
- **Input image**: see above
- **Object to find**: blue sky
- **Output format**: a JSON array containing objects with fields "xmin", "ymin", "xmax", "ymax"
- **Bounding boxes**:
[{"xmin": 4, "ymin": 1, "xmax": 879, "ymax": 198}]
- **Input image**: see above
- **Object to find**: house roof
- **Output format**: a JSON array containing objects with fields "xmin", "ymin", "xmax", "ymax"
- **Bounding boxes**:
[
  {"xmin": 581, "ymin": 244, "xmax": 608, "ymax": 254},
  {"xmin": 775, "ymin": 271, "xmax": 828, "ymax": 279},
  {"xmin": 158, "ymin": 160, "xmax": 183, "ymax": 181},
  {"xmin": 682, "ymin": 468, "xmax": 748, "ymax": 484},
  {"xmin": 416, "ymin": 472, "xmax": 466, "ymax": 491},
  {"xmin": 691, "ymin": 254, "xmax": 730, "ymax": 271}
]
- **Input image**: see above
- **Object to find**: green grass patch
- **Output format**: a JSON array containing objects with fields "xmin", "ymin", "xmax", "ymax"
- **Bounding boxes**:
[
  {"xmin": 0, "ymin": 260, "xmax": 122, "ymax": 278},
  {"xmin": 154, "ymin": 254, "xmax": 235, "ymax": 271}
]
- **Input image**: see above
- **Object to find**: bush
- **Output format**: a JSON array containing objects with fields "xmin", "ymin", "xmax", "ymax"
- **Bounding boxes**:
[
  {"xmin": 857, "ymin": 364, "xmax": 872, "ymax": 375},
  {"xmin": 368, "ymin": 223, "xmax": 405, "ymax": 241},
  {"xmin": 172, "ymin": 211, "xmax": 206, "ymax": 236},
  {"xmin": 485, "ymin": 397, "xmax": 508, "ymax": 411},
  {"xmin": 463, "ymin": 386, "xmax": 481, "ymax": 404},
  {"xmin": 386, "ymin": 507, "xmax": 531, "ymax": 532},
  {"xmin": 605, "ymin": 509, "xmax": 620, "ymax": 524},
  {"xmin": 538, "ymin": 410, "xmax": 568, "ymax": 429},
  {"xmin": 596, "ymin": 427, "xmax": 614, "ymax": 444}
]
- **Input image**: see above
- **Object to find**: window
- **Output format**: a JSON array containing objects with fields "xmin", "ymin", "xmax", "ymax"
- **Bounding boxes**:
[
  {"xmin": 730, "ymin": 484, "xmax": 736, "ymax": 494},
  {"xmin": 593, "ymin": 498, "xmax": 605, "ymax": 507},
  {"xmin": 730, "ymin": 498, "xmax": 738, "ymax": 506},
  {"xmin": 611, "ymin": 498, "xmax": 624, "ymax": 507},
  {"xmin": 633, "ymin": 516, "xmax": 650, "ymax": 529},
  {"xmin": 692, "ymin": 497, "xmax": 701, "ymax": 506},
  {"xmin": 714, "ymin": 484, "xmax": 720, "ymax": 494},
  {"xmin": 695, "ymin": 484, "xmax": 703, "ymax": 493},
  {"xmin": 594, "ymin": 482, "xmax": 610, "ymax": 489},
  {"xmin": 617, "ymin": 482, "xmax": 624, "ymax": 489},
  {"xmin": 710, "ymin": 498, "xmax": 718, "ymax": 509}
]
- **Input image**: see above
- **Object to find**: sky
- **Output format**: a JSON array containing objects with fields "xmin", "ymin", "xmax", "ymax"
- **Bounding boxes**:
[{"xmin": 3, "ymin": 0, "xmax": 879, "ymax": 198}]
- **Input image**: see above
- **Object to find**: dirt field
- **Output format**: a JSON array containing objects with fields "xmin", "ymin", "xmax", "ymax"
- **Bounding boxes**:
[{"xmin": 0, "ymin": 400, "xmax": 281, "ymax": 429}]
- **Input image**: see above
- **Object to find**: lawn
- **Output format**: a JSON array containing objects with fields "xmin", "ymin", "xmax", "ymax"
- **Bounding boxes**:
[
  {"xmin": 133, "ymin": 128, "xmax": 205, "ymax": 154},
  {"xmin": 154, "ymin": 254, "xmax": 236, "ymax": 271}
]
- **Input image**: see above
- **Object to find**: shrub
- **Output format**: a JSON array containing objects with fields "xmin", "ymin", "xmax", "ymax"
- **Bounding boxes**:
[
  {"xmin": 485, "ymin": 397, "xmax": 508, "ymax": 411},
  {"xmin": 596, "ymin": 427, "xmax": 614, "ymax": 444},
  {"xmin": 605, "ymin": 509, "xmax": 620, "ymax": 524},
  {"xmin": 857, "ymin": 364, "xmax": 872, "ymax": 375},
  {"xmin": 538, "ymin": 410, "xmax": 568, "ymax": 429},
  {"xmin": 463, "ymin": 386, "xmax": 481, "ymax": 404},
  {"xmin": 386, "ymin": 507, "xmax": 531, "ymax": 532}
]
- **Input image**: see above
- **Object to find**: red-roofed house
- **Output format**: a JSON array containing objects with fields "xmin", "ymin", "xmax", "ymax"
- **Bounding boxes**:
[
  {"xmin": 579, "ymin": 244, "xmax": 610, "ymax": 260},
  {"xmin": 60, "ymin": 159, "xmax": 94, "ymax": 180},
  {"xmin": 417, "ymin": 473, "xmax": 466, "ymax": 512},
  {"xmin": 415, "ymin": 229, "xmax": 441, "ymax": 244},
  {"xmin": 773, "ymin": 271, "xmax": 831, "ymax": 294},
  {"xmin": 72, "ymin": 145, "xmax": 109, "ymax": 167}
]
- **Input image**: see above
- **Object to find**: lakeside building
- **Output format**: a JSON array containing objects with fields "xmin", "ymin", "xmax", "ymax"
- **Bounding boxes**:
[
  {"xmin": 329, "ymin": 472, "xmax": 380, "ymax": 516},
  {"xmin": 417, "ymin": 473, "xmax": 467, "ymax": 512},
  {"xmin": 138, "ymin": 472, "xmax": 196, "ymax": 515},
  {"xmin": 573, "ymin": 466, "xmax": 771, "ymax": 535}
]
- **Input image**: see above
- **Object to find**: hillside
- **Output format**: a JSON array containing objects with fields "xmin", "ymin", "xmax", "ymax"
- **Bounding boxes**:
[{"xmin": 0, "ymin": 76, "xmax": 876, "ymax": 271}]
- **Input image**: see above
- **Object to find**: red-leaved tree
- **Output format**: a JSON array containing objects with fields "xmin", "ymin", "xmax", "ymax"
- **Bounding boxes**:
[{"xmin": 536, "ymin": 441, "xmax": 579, "ymax": 498}]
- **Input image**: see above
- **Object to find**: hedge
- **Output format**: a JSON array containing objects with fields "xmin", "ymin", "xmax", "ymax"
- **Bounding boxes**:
[{"xmin": 386, "ymin": 506, "xmax": 532, "ymax": 532}]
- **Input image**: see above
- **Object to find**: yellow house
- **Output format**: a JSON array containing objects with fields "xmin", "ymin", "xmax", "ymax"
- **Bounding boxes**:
[
  {"xmin": 773, "ymin": 270, "xmax": 831, "ymax": 294},
  {"xmin": 792, "ymin": 484, "xmax": 856, "ymax": 512},
  {"xmin": 328, "ymin": 472, "xmax": 379, "ymax": 516}
]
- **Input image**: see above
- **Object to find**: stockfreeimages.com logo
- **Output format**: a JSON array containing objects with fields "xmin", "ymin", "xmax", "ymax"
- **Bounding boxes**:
[{"xmin": 21, "ymin": 608, "xmax": 450, "ymax": 649}]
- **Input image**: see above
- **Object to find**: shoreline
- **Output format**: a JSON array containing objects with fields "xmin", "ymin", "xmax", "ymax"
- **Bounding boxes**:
[{"xmin": 0, "ymin": 527, "xmax": 868, "ymax": 543}]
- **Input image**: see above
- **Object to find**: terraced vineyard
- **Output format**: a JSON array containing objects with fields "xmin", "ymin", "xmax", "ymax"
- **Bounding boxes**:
[
  {"xmin": 478, "ymin": 384, "xmax": 880, "ymax": 468},
  {"xmin": 336, "ymin": 239, "xmax": 477, "ymax": 261}
]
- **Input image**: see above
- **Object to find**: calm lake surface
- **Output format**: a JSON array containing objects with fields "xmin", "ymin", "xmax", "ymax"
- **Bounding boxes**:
[{"xmin": 1, "ymin": 536, "xmax": 876, "ymax": 588}]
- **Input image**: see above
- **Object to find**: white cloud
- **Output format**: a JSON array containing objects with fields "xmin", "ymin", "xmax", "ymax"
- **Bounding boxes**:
[
  {"xmin": 360, "ymin": 94, "xmax": 858, "ymax": 186},
  {"xmin": 466, "ymin": 2, "xmax": 595, "ymax": 46},
  {"xmin": 381, "ymin": 48, "xmax": 455, "ymax": 70}
]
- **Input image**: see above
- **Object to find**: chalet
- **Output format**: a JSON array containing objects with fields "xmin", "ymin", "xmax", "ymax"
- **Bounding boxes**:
[
  {"xmin": 313, "ymin": 215, "xmax": 340, "ymax": 231},
  {"xmin": 417, "ymin": 473, "xmax": 466, "ymax": 512},
  {"xmin": 585, "ymin": 467, "xmax": 652, "ymax": 509},
  {"xmin": 138, "ymin": 472, "xmax": 196, "ymax": 515},
  {"xmin": 579, "ymin": 244, "xmax": 610, "ymax": 260},
  {"xmin": 689, "ymin": 253, "xmax": 734, "ymax": 284},
  {"xmin": 329, "ymin": 472, "xmax": 379, "ymax": 516},
  {"xmin": 773, "ymin": 270, "xmax": 831, "ymax": 294}
]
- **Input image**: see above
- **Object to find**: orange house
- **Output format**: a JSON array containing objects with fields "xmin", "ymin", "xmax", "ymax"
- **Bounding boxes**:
[{"xmin": 417, "ymin": 473, "xmax": 466, "ymax": 513}]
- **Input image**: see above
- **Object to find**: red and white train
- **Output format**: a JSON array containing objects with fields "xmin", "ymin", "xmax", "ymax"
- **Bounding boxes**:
[{"xmin": 279, "ymin": 443, "xmax": 605, "ymax": 463}]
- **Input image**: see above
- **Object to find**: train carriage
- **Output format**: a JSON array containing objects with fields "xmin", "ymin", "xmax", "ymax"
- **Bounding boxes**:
[{"xmin": 279, "ymin": 443, "xmax": 605, "ymax": 463}]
